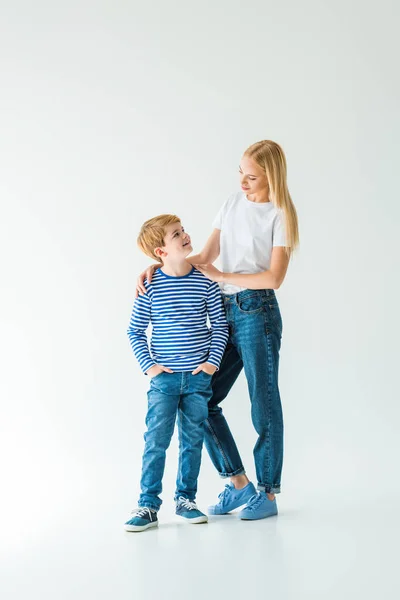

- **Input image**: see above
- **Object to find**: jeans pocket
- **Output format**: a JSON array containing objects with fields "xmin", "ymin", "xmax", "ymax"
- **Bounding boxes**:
[
  {"xmin": 237, "ymin": 295, "xmax": 264, "ymax": 314},
  {"xmin": 193, "ymin": 371, "xmax": 213, "ymax": 391},
  {"xmin": 151, "ymin": 372, "xmax": 164, "ymax": 382}
]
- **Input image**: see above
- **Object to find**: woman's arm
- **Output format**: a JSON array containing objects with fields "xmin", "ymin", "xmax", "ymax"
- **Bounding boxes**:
[
  {"xmin": 187, "ymin": 229, "xmax": 220, "ymax": 265},
  {"xmin": 195, "ymin": 247, "xmax": 290, "ymax": 290}
]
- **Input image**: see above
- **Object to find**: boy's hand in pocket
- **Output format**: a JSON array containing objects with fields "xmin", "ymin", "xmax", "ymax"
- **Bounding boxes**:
[
  {"xmin": 192, "ymin": 362, "xmax": 217, "ymax": 376},
  {"xmin": 146, "ymin": 365, "xmax": 174, "ymax": 378}
]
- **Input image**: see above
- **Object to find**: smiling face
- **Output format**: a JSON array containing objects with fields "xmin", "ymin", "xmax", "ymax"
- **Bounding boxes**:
[
  {"xmin": 239, "ymin": 155, "xmax": 269, "ymax": 197},
  {"xmin": 155, "ymin": 222, "xmax": 192, "ymax": 261}
]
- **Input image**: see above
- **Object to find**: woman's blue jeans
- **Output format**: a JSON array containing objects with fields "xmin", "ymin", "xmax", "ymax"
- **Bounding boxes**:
[{"xmin": 204, "ymin": 289, "xmax": 284, "ymax": 494}]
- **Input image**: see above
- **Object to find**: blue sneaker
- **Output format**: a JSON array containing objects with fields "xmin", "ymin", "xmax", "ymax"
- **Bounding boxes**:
[
  {"xmin": 240, "ymin": 492, "xmax": 278, "ymax": 520},
  {"xmin": 208, "ymin": 482, "xmax": 256, "ymax": 515},
  {"xmin": 124, "ymin": 507, "xmax": 158, "ymax": 532},
  {"xmin": 175, "ymin": 497, "xmax": 208, "ymax": 524}
]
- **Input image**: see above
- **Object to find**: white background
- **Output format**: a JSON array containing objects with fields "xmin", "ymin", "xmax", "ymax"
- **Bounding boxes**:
[{"xmin": 1, "ymin": 1, "xmax": 399, "ymax": 599}]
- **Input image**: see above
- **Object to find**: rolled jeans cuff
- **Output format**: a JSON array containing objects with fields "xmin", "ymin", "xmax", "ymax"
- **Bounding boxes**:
[
  {"xmin": 138, "ymin": 501, "xmax": 160, "ymax": 511},
  {"xmin": 218, "ymin": 467, "xmax": 246, "ymax": 478},
  {"xmin": 257, "ymin": 483, "xmax": 281, "ymax": 494}
]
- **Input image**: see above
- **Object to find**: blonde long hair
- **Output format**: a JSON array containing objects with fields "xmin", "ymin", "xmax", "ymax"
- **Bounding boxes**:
[{"xmin": 244, "ymin": 140, "xmax": 299, "ymax": 256}]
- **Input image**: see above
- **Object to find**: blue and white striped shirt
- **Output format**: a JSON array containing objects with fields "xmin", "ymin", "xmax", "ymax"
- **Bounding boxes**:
[{"xmin": 127, "ymin": 267, "xmax": 229, "ymax": 373}]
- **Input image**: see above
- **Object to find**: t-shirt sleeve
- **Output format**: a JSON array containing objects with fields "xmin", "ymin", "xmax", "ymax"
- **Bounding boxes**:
[
  {"xmin": 211, "ymin": 206, "xmax": 223, "ymax": 230},
  {"xmin": 272, "ymin": 211, "xmax": 287, "ymax": 247},
  {"xmin": 211, "ymin": 196, "xmax": 230, "ymax": 230}
]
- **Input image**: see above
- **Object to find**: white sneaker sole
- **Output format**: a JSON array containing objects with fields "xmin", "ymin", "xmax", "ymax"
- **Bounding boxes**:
[
  {"xmin": 124, "ymin": 520, "xmax": 159, "ymax": 532},
  {"xmin": 178, "ymin": 515, "xmax": 208, "ymax": 524},
  {"xmin": 240, "ymin": 511, "xmax": 278, "ymax": 521}
]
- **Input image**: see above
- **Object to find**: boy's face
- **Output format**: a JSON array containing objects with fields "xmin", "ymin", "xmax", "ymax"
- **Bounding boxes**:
[{"xmin": 155, "ymin": 222, "xmax": 192, "ymax": 261}]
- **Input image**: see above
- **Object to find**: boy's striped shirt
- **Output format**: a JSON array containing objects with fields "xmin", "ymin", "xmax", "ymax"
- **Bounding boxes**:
[{"xmin": 127, "ymin": 267, "xmax": 229, "ymax": 373}]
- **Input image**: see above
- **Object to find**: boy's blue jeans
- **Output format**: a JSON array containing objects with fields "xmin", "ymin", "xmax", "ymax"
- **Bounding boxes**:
[
  {"xmin": 204, "ymin": 289, "xmax": 284, "ymax": 495},
  {"xmin": 138, "ymin": 371, "xmax": 212, "ymax": 511}
]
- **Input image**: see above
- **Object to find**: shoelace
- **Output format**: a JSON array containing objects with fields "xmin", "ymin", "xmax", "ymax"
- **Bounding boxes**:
[
  {"xmin": 217, "ymin": 484, "xmax": 232, "ymax": 504},
  {"xmin": 131, "ymin": 507, "xmax": 155, "ymax": 519},
  {"xmin": 246, "ymin": 493, "xmax": 265, "ymax": 511},
  {"xmin": 177, "ymin": 497, "xmax": 199, "ymax": 511}
]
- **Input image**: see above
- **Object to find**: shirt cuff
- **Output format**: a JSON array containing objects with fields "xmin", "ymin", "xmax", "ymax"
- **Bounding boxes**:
[
  {"xmin": 206, "ymin": 357, "xmax": 221, "ymax": 371},
  {"xmin": 142, "ymin": 359, "xmax": 156, "ymax": 375}
]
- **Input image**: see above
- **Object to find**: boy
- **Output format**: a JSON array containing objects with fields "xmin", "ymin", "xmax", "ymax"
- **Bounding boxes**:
[{"xmin": 124, "ymin": 214, "xmax": 229, "ymax": 532}]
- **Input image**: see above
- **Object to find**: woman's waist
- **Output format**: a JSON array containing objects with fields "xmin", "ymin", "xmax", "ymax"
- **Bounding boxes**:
[{"xmin": 222, "ymin": 288, "xmax": 276, "ymax": 304}]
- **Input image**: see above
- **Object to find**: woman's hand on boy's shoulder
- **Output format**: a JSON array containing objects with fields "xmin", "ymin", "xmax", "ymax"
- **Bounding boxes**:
[
  {"xmin": 135, "ymin": 263, "xmax": 162, "ymax": 297},
  {"xmin": 194, "ymin": 264, "xmax": 223, "ymax": 282},
  {"xmin": 192, "ymin": 362, "xmax": 217, "ymax": 376}
]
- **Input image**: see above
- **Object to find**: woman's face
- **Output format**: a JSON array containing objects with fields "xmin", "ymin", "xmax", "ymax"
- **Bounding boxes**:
[{"xmin": 239, "ymin": 156, "xmax": 269, "ymax": 196}]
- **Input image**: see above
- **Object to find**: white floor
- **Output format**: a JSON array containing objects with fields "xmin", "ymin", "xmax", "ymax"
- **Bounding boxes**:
[{"xmin": 2, "ymin": 490, "xmax": 398, "ymax": 600}]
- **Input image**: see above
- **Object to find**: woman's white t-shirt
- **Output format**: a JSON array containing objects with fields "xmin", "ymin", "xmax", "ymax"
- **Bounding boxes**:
[{"xmin": 212, "ymin": 191, "xmax": 287, "ymax": 295}]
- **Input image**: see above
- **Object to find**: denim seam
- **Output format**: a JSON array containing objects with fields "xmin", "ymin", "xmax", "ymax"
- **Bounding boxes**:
[
  {"xmin": 265, "ymin": 300, "xmax": 282, "ymax": 339},
  {"xmin": 265, "ymin": 313, "xmax": 274, "ymax": 488},
  {"xmin": 262, "ymin": 304, "xmax": 284, "ymax": 492},
  {"xmin": 204, "ymin": 417, "xmax": 237, "ymax": 476},
  {"xmin": 176, "ymin": 406, "xmax": 183, "ymax": 498}
]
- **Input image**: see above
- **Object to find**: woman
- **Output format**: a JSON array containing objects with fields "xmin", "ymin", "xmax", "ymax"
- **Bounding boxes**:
[{"xmin": 136, "ymin": 140, "xmax": 299, "ymax": 520}]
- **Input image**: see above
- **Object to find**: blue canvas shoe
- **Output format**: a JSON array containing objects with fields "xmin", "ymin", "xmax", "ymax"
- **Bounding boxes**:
[
  {"xmin": 240, "ymin": 492, "xmax": 278, "ymax": 520},
  {"xmin": 208, "ymin": 482, "xmax": 256, "ymax": 515},
  {"xmin": 124, "ymin": 507, "xmax": 158, "ymax": 532},
  {"xmin": 175, "ymin": 497, "xmax": 208, "ymax": 524}
]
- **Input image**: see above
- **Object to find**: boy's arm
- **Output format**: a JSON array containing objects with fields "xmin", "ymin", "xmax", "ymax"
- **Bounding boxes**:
[
  {"xmin": 205, "ymin": 282, "xmax": 229, "ymax": 370},
  {"xmin": 127, "ymin": 290, "xmax": 155, "ymax": 374}
]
